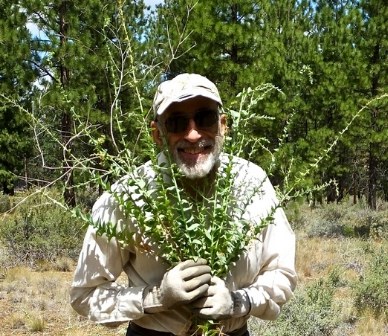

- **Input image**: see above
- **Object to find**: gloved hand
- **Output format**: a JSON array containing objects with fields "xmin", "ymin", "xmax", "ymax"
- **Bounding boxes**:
[
  {"xmin": 191, "ymin": 276, "xmax": 251, "ymax": 320},
  {"xmin": 143, "ymin": 259, "xmax": 211, "ymax": 313},
  {"xmin": 190, "ymin": 276, "xmax": 233, "ymax": 320}
]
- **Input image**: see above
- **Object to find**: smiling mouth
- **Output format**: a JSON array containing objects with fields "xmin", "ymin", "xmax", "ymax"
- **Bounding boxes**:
[{"xmin": 178, "ymin": 145, "xmax": 212, "ymax": 155}]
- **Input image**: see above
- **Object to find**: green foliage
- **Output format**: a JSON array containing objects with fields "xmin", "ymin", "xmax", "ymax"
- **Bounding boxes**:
[
  {"xmin": 0, "ymin": 190, "xmax": 85, "ymax": 266},
  {"xmin": 353, "ymin": 247, "xmax": 388, "ymax": 320},
  {"xmin": 343, "ymin": 207, "xmax": 388, "ymax": 239},
  {"xmin": 1, "ymin": 0, "xmax": 387, "ymax": 207},
  {"xmin": 19, "ymin": 0, "xmax": 153, "ymax": 203},
  {"xmin": 284, "ymin": 199, "xmax": 307, "ymax": 230},
  {"xmin": 251, "ymin": 274, "xmax": 340, "ymax": 336},
  {"xmin": 0, "ymin": 0, "xmax": 36, "ymax": 193},
  {"xmin": 104, "ymin": 157, "xmax": 265, "ymax": 277}
]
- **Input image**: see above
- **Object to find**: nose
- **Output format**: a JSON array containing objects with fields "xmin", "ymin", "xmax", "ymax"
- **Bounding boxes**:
[{"xmin": 183, "ymin": 119, "xmax": 201, "ymax": 142}]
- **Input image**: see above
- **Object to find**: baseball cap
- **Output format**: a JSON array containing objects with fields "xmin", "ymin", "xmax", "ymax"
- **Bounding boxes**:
[{"xmin": 153, "ymin": 73, "xmax": 223, "ymax": 117}]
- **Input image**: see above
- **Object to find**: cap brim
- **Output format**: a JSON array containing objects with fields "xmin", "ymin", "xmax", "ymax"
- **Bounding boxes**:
[{"xmin": 156, "ymin": 90, "xmax": 222, "ymax": 116}]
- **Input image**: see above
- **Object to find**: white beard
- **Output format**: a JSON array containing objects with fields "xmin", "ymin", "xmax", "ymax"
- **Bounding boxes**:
[{"xmin": 172, "ymin": 136, "xmax": 223, "ymax": 180}]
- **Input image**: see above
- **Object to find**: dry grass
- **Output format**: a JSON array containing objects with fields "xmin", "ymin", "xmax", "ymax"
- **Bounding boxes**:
[
  {"xmin": 354, "ymin": 312, "xmax": 387, "ymax": 336},
  {"xmin": 0, "ymin": 265, "xmax": 128, "ymax": 336},
  {"xmin": 294, "ymin": 234, "xmax": 387, "ymax": 336}
]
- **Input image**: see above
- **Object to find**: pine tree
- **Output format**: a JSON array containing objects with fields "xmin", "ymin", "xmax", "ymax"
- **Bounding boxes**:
[
  {"xmin": 154, "ymin": 0, "xmax": 271, "ymax": 97},
  {"xmin": 356, "ymin": 0, "xmax": 388, "ymax": 208},
  {"xmin": 0, "ymin": 0, "xmax": 37, "ymax": 194},
  {"xmin": 23, "ymin": 0, "xmax": 150, "ymax": 205}
]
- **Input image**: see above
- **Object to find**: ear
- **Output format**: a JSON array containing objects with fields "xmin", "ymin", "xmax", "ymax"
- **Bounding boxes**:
[
  {"xmin": 219, "ymin": 114, "xmax": 228, "ymax": 136},
  {"xmin": 151, "ymin": 120, "xmax": 163, "ymax": 147}
]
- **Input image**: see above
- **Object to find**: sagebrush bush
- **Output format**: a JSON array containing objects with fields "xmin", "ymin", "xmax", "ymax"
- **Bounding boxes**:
[
  {"xmin": 305, "ymin": 202, "xmax": 388, "ymax": 239},
  {"xmin": 353, "ymin": 247, "xmax": 388, "ymax": 321},
  {"xmin": 250, "ymin": 274, "xmax": 340, "ymax": 336},
  {"xmin": 52, "ymin": 256, "xmax": 73, "ymax": 272},
  {"xmin": 307, "ymin": 203, "xmax": 347, "ymax": 238},
  {"xmin": 0, "ymin": 190, "xmax": 85, "ymax": 267},
  {"xmin": 346, "ymin": 208, "xmax": 388, "ymax": 239}
]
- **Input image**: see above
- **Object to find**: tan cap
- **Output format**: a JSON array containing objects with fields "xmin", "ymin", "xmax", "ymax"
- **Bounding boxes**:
[{"xmin": 153, "ymin": 73, "xmax": 222, "ymax": 117}]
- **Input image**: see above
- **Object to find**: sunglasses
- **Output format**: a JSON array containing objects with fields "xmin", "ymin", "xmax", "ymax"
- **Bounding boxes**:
[{"xmin": 163, "ymin": 109, "xmax": 219, "ymax": 134}]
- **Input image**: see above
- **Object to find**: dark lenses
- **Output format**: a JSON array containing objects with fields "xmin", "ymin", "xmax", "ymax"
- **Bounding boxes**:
[
  {"xmin": 195, "ymin": 109, "xmax": 219, "ymax": 129},
  {"xmin": 165, "ymin": 109, "xmax": 218, "ymax": 133},
  {"xmin": 165, "ymin": 115, "xmax": 188, "ymax": 134}
]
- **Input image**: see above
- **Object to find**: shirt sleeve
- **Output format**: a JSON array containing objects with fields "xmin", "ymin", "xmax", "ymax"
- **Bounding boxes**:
[
  {"xmin": 69, "ymin": 191, "xmax": 146, "ymax": 325},
  {"xmin": 243, "ymin": 170, "xmax": 297, "ymax": 320}
]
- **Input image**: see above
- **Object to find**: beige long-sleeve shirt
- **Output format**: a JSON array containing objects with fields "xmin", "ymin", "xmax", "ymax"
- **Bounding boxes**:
[{"xmin": 70, "ymin": 153, "xmax": 297, "ymax": 335}]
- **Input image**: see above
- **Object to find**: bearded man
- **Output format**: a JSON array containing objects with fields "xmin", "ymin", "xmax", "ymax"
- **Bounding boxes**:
[{"xmin": 70, "ymin": 73, "xmax": 297, "ymax": 336}]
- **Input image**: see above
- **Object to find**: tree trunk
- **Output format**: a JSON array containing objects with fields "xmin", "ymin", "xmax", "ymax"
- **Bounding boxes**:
[
  {"xmin": 352, "ymin": 170, "xmax": 358, "ymax": 205},
  {"xmin": 59, "ymin": 1, "xmax": 76, "ymax": 207},
  {"xmin": 24, "ymin": 157, "xmax": 29, "ymax": 189},
  {"xmin": 367, "ymin": 41, "xmax": 381, "ymax": 210},
  {"xmin": 368, "ymin": 143, "xmax": 377, "ymax": 210}
]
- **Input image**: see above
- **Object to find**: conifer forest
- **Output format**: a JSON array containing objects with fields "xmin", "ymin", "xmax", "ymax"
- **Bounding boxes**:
[{"xmin": 0, "ymin": 0, "xmax": 387, "ymax": 209}]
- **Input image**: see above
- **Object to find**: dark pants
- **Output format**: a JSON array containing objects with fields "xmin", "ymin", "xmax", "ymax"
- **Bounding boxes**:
[{"xmin": 126, "ymin": 323, "xmax": 250, "ymax": 336}]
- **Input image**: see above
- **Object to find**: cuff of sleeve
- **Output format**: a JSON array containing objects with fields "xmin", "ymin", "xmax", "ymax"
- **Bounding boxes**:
[
  {"xmin": 142, "ymin": 285, "xmax": 166, "ymax": 313},
  {"xmin": 115, "ymin": 286, "xmax": 145, "ymax": 320},
  {"xmin": 231, "ymin": 289, "xmax": 251, "ymax": 318},
  {"xmin": 243, "ymin": 287, "xmax": 280, "ymax": 320}
]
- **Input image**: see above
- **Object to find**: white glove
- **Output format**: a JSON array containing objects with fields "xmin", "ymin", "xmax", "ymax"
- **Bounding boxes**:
[
  {"xmin": 191, "ymin": 276, "xmax": 251, "ymax": 320},
  {"xmin": 143, "ymin": 259, "xmax": 211, "ymax": 313}
]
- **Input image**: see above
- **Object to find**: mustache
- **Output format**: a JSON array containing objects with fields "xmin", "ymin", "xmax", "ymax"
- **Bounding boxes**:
[{"xmin": 175, "ymin": 139, "xmax": 214, "ymax": 150}]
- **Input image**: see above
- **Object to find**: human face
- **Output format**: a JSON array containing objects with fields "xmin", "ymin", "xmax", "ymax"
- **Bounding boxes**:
[{"xmin": 152, "ymin": 97, "xmax": 227, "ymax": 179}]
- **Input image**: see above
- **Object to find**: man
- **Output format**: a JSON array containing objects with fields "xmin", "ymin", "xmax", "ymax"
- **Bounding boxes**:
[{"xmin": 70, "ymin": 73, "xmax": 297, "ymax": 336}]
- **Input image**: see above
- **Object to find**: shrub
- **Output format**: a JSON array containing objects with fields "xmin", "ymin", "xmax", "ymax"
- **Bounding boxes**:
[
  {"xmin": 0, "ymin": 190, "xmax": 85, "ymax": 267},
  {"xmin": 52, "ymin": 256, "xmax": 73, "ymax": 272},
  {"xmin": 28, "ymin": 315, "xmax": 45, "ymax": 332},
  {"xmin": 353, "ymin": 247, "xmax": 388, "ymax": 321},
  {"xmin": 307, "ymin": 203, "xmax": 347, "ymax": 238},
  {"xmin": 250, "ymin": 274, "xmax": 340, "ymax": 336},
  {"xmin": 0, "ymin": 194, "xmax": 11, "ymax": 213},
  {"xmin": 306, "ymin": 202, "xmax": 388, "ymax": 239},
  {"xmin": 341, "ymin": 207, "xmax": 388, "ymax": 239},
  {"xmin": 285, "ymin": 200, "xmax": 308, "ymax": 230}
]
